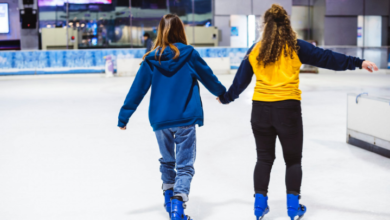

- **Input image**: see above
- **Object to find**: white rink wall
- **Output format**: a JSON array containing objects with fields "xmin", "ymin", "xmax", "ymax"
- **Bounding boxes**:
[{"xmin": 117, "ymin": 57, "xmax": 231, "ymax": 76}]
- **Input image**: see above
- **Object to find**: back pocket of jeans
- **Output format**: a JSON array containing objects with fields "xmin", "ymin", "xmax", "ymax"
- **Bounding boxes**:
[
  {"xmin": 178, "ymin": 125, "xmax": 194, "ymax": 129},
  {"xmin": 250, "ymin": 104, "xmax": 263, "ymax": 124},
  {"xmin": 277, "ymin": 107, "xmax": 301, "ymax": 127}
]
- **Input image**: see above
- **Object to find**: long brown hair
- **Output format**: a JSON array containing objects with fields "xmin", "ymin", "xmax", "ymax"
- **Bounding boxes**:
[
  {"xmin": 257, "ymin": 4, "xmax": 299, "ymax": 67},
  {"xmin": 142, "ymin": 14, "xmax": 188, "ymax": 62}
]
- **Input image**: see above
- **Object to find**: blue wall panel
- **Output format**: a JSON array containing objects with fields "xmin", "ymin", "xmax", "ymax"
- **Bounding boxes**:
[{"xmin": 0, "ymin": 47, "xmax": 248, "ymax": 75}]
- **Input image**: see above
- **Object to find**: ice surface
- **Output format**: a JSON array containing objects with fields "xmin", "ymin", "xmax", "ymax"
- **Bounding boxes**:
[{"xmin": 0, "ymin": 72, "xmax": 389, "ymax": 220}]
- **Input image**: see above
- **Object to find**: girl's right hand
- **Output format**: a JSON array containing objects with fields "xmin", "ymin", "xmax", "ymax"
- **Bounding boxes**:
[
  {"xmin": 119, "ymin": 126, "xmax": 127, "ymax": 130},
  {"xmin": 362, "ymin": 60, "xmax": 379, "ymax": 72}
]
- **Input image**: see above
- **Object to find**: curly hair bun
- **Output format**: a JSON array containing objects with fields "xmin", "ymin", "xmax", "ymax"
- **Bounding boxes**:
[
  {"xmin": 257, "ymin": 4, "xmax": 298, "ymax": 67},
  {"xmin": 269, "ymin": 4, "xmax": 286, "ymax": 21}
]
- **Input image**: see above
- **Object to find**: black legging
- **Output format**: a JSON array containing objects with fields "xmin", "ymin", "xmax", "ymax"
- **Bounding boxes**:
[{"xmin": 251, "ymin": 100, "xmax": 303, "ymax": 195}]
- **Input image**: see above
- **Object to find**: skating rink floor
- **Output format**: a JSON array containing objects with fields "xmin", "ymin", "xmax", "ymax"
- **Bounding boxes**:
[{"xmin": 0, "ymin": 71, "xmax": 390, "ymax": 220}]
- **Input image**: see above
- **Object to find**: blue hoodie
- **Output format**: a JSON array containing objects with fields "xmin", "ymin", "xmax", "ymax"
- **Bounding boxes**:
[{"xmin": 118, "ymin": 43, "xmax": 226, "ymax": 131}]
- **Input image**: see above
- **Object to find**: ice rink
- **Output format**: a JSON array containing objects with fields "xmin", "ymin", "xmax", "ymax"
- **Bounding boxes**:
[{"xmin": 1, "ymin": 72, "xmax": 390, "ymax": 220}]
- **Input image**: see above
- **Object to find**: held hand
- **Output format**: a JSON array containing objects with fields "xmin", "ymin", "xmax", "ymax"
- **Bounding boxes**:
[
  {"xmin": 119, "ymin": 126, "xmax": 127, "ymax": 130},
  {"xmin": 362, "ymin": 61, "xmax": 379, "ymax": 73},
  {"xmin": 216, "ymin": 97, "xmax": 228, "ymax": 105}
]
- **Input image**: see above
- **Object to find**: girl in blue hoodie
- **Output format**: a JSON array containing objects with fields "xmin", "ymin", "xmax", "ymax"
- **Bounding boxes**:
[{"xmin": 118, "ymin": 14, "xmax": 226, "ymax": 220}]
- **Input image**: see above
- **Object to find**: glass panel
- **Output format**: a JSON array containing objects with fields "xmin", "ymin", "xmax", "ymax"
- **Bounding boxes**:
[
  {"xmin": 169, "ymin": 0, "xmax": 192, "ymax": 25},
  {"xmin": 39, "ymin": 0, "xmax": 131, "ymax": 49},
  {"xmin": 37, "ymin": 0, "xmax": 213, "ymax": 49},
  {"xmin": 322, "ymin": 46, "xmax": 389, "ymax": 69},
  {"xmin": 357, "ymin": 16, "xmax": 382, "ymax": 47},
  {"xmin": 193, "ymin": 0, "xmax": 212, "ymax": 26},
  {"xmin": 191, "ymin": 0, "xmax": 214, "ymax": 46},
  {"xmin": 130, "ymin": 0, "xmax": 170, "ymax": 48},
  {"xmin": 230, "ymin": 15, "xmax": 247, "ymax": 48},
  {"xmin": 291, "ymin": 5, "xmax": 312, "ymax": 40},
  {"xmin": 248, "ymin": 15, "xmax": 256, "ymax": 47}
]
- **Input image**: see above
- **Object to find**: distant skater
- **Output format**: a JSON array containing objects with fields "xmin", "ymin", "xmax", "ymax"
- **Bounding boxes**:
[
  {"xmin": 217, "ymin": 4, "xmax": 378, "ymax": 220},
  {"xmin": 118, "ymin": 14, "xmax": 226, "ymax": 220},
  {"xmin": 143, "ymin": 33, "xmax": 153, "ymax": 53}
]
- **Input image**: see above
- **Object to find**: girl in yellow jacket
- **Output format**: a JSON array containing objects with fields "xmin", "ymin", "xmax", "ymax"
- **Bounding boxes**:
[{"xmin": 218, "ymin": 4, "xmax": 378, "ymax": 220}]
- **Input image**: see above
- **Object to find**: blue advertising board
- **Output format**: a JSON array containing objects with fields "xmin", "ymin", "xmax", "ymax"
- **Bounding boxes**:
[
  {"xmin": 0, "ymin": 47, "xmax": 249, "ymax": 75},
  {"xmin": 231, "ymin": 27, "xmax": 239, "ymax": 37}
]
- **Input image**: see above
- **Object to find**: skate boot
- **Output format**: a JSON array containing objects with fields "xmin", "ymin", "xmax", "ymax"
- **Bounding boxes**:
[
  {"xmin": 171, "ymin": 196, "xmax": 192, "ymax": 220},
  {"xmin": 163, "ymin": 188, "xmax": 174, "ymax": 218},
  {"xmin": 254, "ymin": 193, "xmax": 270, "ymax": 220},
  {"xmin": 287, "ymin": 194, "xmax": 307, "ymax": 220}
]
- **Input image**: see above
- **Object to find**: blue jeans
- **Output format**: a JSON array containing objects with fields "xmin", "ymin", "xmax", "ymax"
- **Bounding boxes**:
[{"xmin": 155, "ymin": 125, "xmax": 196, "ymax": 202}]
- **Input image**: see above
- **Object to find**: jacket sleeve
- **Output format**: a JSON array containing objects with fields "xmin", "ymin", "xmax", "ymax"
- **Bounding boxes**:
[
  {"xmin": 218, "ymin": 44, "xmax": 255, "ymax": 104},
  {"xmin": 190, "ymin": 50, "xmax": 226, "ymax": 96},
  {"xmin": 297, "ymin": 39, "xmax": 364, "ymax": 70},
  {"xmin": 118, "ymin": 61, "xmax": 152, "ymax": 127}
]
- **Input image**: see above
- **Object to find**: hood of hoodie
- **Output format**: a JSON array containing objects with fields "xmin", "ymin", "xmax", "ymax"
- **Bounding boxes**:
[{"xmin": 145, "ymin": 43, "xmax": 194, "ymax": 73}]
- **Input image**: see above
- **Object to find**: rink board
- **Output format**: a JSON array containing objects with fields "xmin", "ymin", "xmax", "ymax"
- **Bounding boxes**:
[
  {"xmin": 0, "ymin": 47, "xmax": 247, "ymax": 76},
  {"xmin": 116, "ymin": 57, "xmax": 231, "ymax": 76},
  {"xmin": 347, "ymin": 94, "xmax": 390, "ymax": 158}
]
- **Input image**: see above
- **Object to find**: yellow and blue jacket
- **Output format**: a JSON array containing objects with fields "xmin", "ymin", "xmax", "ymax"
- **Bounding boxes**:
[{"xmin": 219, "ymin": 39, "xmax": 364, "ymax": 103}]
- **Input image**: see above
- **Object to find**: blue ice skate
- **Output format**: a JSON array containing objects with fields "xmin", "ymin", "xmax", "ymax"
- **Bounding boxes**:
[
  {"xmin": 254, "ymin": 194, "xmax": 269, "ymax": 220},
  {"xmin": 163, "ymin": 189, "xmax": 174, "ymax": 218},
  {"xmin": 171, "ymin": 196, "xmax": 192, "ymax": 220},
  {"xmin": 287, "ymin": 194, "xmax": 307, "ymax": 220}
]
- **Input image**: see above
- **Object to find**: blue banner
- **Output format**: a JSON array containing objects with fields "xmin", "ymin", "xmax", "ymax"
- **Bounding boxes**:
[{"xmin": 0, "ymin": 47, "xmax": 248, "ymax": 75}]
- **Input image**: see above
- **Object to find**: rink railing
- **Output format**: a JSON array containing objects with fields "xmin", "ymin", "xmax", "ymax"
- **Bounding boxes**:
[
  {"xmin": 0, "ymin": 46, "xmax": 389, "ymax": 76},
  {"xmin": 347, "ymin": 93, "xmax": 390, "ymax": 158},
  {"xmin": 0, "ymin": 47, "xmax": 248, "ymax": 76}
]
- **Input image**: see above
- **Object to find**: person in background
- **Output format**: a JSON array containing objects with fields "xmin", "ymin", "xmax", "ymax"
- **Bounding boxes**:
[
  {"xmin": 143, "ymin": 33, "xmax": 153, "ymax": 53},
  {"xmin": 217, "ymin": 4, "xmax": 378, "ymax": 220},
  {"xmin": 118, "ymin": 14, "xmax": 226, "ymax": 220}
]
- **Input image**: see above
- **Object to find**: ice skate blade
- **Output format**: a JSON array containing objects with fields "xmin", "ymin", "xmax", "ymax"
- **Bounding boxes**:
[
  {"xmin": 256, "ymin": 213, "xmax": 266, "ymax": 220},
  {"xmin": 290, "ymin": 214, "xmax": 304, "ymax": 220},
  {"xmin": 171, "ymin": 215, "xmax": 191, "ymax": 220},
  {"xmin": 255, "ymin": 206, "xmax": 269, "ymax": 220},
  {"xmin": 171, "ymin": 214, "xmax": 192, "ymax": 220}
]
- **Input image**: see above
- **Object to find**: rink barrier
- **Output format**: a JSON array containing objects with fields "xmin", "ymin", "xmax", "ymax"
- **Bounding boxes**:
[
  {"xmin": 116, "ymin": 57, "xmax": 232, "ymax": 76},
  {"xmin": 0, "ymin": 47, "xmax": 248, "ymax": 76},
  {"xmin": 347, "ymin": 94, "xmax": 390, "ymax": 158}
]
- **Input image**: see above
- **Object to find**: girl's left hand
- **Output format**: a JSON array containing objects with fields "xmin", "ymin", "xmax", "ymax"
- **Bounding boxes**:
[
  {"xmin": 119, "ymin": 126, "xmax": 127, "ymax": 130},
  {"xmin": 216, "ymin": 97, "xmax": 228, "ymax": 105},
  {"xmin": 362, "ymin": 60, "xmax": 379, "ymax": 72}
]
